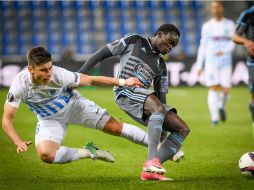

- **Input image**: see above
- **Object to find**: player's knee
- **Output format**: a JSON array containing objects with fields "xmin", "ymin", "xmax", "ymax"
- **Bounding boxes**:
[
  {"xmin": 179, "ymin": 123, "xmax": 190, "ymax": 137},
  {"xmin": 209, "ymin": 86, "xmax": 217, "ymax": 91},
  {"xmin": 103, "ymin": 117, "xmax": 123, "ymax": 136},
  {"xmin": 38, "ymin": 150, "xmax": 55, "ymax": 163},
  {"xmin": 37, "ymin": 145, "xmax": 56, "ymax": 163},
  {"xmin": 222, "ymin": 87, "xmax": 230, "ymax": 94}
]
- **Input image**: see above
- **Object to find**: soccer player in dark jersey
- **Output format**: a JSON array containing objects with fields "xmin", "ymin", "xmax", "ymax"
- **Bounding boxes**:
[
  {"xmin": 232, "ymin": 5, "xmax": 254, "ymax": 130},
  {"xmin": 78, "ymin": 24, "xmax": 190, "ymax": 180}
]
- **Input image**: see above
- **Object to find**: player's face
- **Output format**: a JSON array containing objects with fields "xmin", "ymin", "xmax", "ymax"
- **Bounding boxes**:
[
  {"xmin": 210, "ymin": 2, "xmax": 224, "ymax": 18},
  {"xmin": 155, "ymin": 31, "xmax": 179, "ymax": 55},
  {"xmin": 28, "ymin": 61, "xmax": 53, "ymax": 85}
]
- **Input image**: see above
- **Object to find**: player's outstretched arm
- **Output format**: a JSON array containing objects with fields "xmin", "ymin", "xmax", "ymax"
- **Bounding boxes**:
[
  {"xmin": 232, "ymin": 33, "xmax": 254, "ymax": 56},
  {"xmin": 2, "ymin": 103, "xmax": 32, "ymax": 154},
  {"xmin": 78, "ymin": 46, "xmax": 113, "ymax": 74},
  {"xmin": 79, "ymin": 74, "xmax": 143, "ymax": 87}
]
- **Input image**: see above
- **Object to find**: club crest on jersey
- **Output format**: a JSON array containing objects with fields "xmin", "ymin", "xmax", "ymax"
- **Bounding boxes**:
[
  {"xmin": 27, "ymin": 89, "xmax": 36, "ymax": 99},
  {"xmin": 7, "ymin": 93, "xmax": 14, "ymax": 102},
  {"xmin": 48, "ymin": 89, "xmax": 56, "ymax": 96},
  {"xmin": 133, "ymin": 64, "xmax": 153, "ymax": 85}
]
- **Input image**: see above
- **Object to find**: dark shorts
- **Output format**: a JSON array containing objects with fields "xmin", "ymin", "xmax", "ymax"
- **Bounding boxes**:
[
  {"xmin": 248, "ymin": 65, "xmax": 254, "ymax": 94},
  {"xmin": 115, "ymin": 87, "xmax": 177, "ymax": 125}
]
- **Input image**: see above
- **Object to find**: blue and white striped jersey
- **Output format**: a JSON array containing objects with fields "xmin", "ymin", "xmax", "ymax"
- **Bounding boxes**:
[{"xmin": 6, "ymin": 66, "xmax": 80, "ymax": 119}]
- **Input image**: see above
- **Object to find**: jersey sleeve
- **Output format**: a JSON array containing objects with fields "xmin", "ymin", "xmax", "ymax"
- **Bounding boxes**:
[
  {"xmin": 196, "ymin": 23, "xmax": 208, "ymax": 70},
  {"xmin": 235, "ymin": 10, "xmax": 249, "ymax": 35},
  {"xmin": 106, "ymin": 34, "xmax": 140, "ymax": 56},
  {"xmin": 55, "ymin": 66, "xmax": 80, "ymax": 88},
  {"xmin": 154, "ymin": 64, "xmax": 169, "ymax": 94},
  {"xmin": 6, "ymin": 76, "xmax": 23, "ymax": 108}
]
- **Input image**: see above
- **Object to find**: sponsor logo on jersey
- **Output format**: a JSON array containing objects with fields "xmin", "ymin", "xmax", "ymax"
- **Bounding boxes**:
[
  {"xmin": 133, "ymin": 64, "xmax": 153, "ymax": 85},
  {"xmin": 27, "ymin": 89, "xmax": 36, "ymax": 99}
]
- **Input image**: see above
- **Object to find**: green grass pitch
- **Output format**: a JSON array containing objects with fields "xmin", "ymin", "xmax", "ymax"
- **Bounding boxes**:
[{"xmin": 1, "ymin": 86, "xmax": 254, "ymax": 190}]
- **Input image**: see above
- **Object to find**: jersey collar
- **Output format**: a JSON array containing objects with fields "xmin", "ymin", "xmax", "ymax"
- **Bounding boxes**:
[{"xmin": 146, "ymin": 37, "xmax": 163, "ymax": 58}]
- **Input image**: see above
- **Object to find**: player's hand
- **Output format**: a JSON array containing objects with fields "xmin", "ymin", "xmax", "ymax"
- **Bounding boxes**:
[
  {"xmin": 244, "ymin": 40, "xmax": 254, "ymax": 56},
  {"xmin": 16, "ymin": 141, "xmax": 32, "ymax": 154},
  {"xmin": 197, "ymin": 69, "xmax": 203, "ymax": 76},
  {"xmin": 125, "ymin": 77, "xmax": 144, "ymax": 87},
  {"xmin": 215, "ymin": 51, "xmax": 224, "ymax": 56}
]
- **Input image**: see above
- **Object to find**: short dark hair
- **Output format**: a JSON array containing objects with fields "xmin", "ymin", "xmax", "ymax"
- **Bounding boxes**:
[
  {"xmin": 154, "ymin": 24, "xmax": 180, "ymax": 37},
  {"xmin": 27, "ymin": 46, "xmax": 52, "ymax": 66}
]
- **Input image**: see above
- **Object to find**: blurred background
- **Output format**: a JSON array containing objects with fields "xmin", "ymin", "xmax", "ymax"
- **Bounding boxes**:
[{"xmin": 0, "ymin": 0, "xmax": 251, "ymax": 87}]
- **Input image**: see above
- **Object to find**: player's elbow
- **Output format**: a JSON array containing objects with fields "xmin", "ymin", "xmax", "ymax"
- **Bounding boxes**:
[
  {"xmin": 79, "ymin": 74, "xmax": 93, "ymax": 86},
  {"xmin": 231, "ymin": 35, "xmax": 236, "ymax": 43},
  {"xmin": 231, "ymin": 34, "xmax": 239, "ymax": 43}
]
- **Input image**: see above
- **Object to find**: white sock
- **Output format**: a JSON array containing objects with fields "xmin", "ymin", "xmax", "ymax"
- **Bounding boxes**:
[
  {"xmin": 53, "ymin": 146, "xmax": 91, "ymax": 164},
  {"xmin": 121, "ymin": 123, "xmax": 148, "ymax": 146},
  {"xmin": 208, "ymin": 90, "xmax": 219, "ymax": 122},
  {"xmin": 218, "ymin": 91, "xmax": 229, "ymax": 109}
]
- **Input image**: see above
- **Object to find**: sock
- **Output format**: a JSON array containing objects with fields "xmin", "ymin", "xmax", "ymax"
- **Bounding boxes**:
[
  {"xmin": 160, "ymin": 130, "xmax": 168, "ymax": 142},
  {"xmin": 121, "ymin": 123, "xmax": 148, "ymax": 146},
  {"xmin": 158, "ymin": 132, "xmax": 185, "ymax": 163},
  {"xmin": 249, "ymin": 102, "xmax": 254, "ymax": 122},
  {"xmin": 208, "ymin": 90, "xmax": 219, "ymax": 122},
  {"xmin": 53, "ymin": 146, "xmax": 91, "ymax": 164},
  {"xmin": 147, "ymin": 112, "xmax": 164, "ymax": 160},
  {"xmin": 218, "ymin": 91, "xmax": 229, "ymax": 109}
]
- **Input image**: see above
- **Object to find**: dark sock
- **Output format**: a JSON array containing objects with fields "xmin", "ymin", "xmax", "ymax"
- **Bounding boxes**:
[{"xmin": 158, "ymin": 132, "xmax": 185, "ymax": 163}]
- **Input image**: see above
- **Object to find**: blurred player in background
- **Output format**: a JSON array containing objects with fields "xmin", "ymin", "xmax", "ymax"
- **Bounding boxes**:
[
  {"xmin": 232, "ymin": 5, "xmax": 254, "ymax": 130},
  {"xmin": 196, "ymin": 1, "xmax": 235, "ymax": 126},
  {"xmin": 78, "ymin": 24, "xmax": 190, "ymax": 181},
  {"xmin": 2, "ymin": 46, "xmax": 150, "ymax": 165}
]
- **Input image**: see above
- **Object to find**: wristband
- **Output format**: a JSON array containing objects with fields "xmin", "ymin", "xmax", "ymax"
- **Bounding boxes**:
[{"xmin": 118, "ymin": 79, "xmax": 126, "ymax": 86}]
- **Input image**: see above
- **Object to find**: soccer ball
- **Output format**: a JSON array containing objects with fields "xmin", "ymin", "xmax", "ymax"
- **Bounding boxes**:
[{"xmin": 239, "ymin": 152, "xmax": 254, "ymax": 178}]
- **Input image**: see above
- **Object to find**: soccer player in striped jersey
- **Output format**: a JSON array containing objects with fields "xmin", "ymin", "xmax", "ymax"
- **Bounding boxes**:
[
  {"xmin": 196, "ymin": 1, "xmax": 235, "ymax": 126},
  {"xmin": 78, "ymin": 24, "xmax": 190, "ymax": 180},
  {"xmin": 232, "ymin": 5, "xmax": 254, "ymax": 130},
  {"xmin": 2, "ymin": 46, "xmax": 150, "ymax": 165}
]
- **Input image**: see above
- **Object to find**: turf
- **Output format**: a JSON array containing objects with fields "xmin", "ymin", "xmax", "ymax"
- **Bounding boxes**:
[{"xmin": 0, "ymin": 86, "xmax": 254, "ymax": 190}]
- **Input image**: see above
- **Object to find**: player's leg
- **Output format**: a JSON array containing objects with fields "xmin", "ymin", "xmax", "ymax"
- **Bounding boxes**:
[
  {"xmin": 218, "ymin": 87, "xmax": 230, "ymax": 121},
  {"xmin": 218, "ymin": 66, "xmax": 232, "ymax": 122},
  {"xmin": 143, "ymin": 94, "xmax": 165, "ymax": 160},
  {"xmin": 205, "ymin": 66, "xmax": 220, "ymax": 125},
  {"xmin": 140, "ymin": 94, "xmax": 189, "ymax": 179},
  {"xmin": 157, "ymin": 111, "xmax": 190, "ymax": 163},
  {"xmin": 141, "ymin": 94, "xmax": 167, "ymax": 173},
  {"xmin": 208, "ymin": 86, "xmax": 219, "ymax": 125},
  {"xmin": 117, "ymin": 101, "xmax": 184, "ymax": 162},
  {"xmin": 102, "ymin": 117, "xmax": 148, "ymax": 146},
  {"xmin": 69, "ymin": 96, "xmax": 148, "ymax": 146},
  {"xmin": 35, "ymin": 120, "xmax": 114, "ymax": 164}
]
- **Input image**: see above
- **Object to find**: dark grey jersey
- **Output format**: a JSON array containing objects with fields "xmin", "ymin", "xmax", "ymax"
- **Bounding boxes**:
[
  {"xmin": 235, "ymin": 5, "xmax": 254, "ymax": 63},
  {"xmin": 107, "ymin": 34, "xmax": 168, "ymax": 93}
]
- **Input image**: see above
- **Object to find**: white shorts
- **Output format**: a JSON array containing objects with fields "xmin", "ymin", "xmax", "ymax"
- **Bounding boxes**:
[
  {"xmin": 35, "ymin": 95, "xmax": 111, "ymax": 146},
  {"xmin": 204, "ymin": 66, "xmax": 232, "ymax": 88}
]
